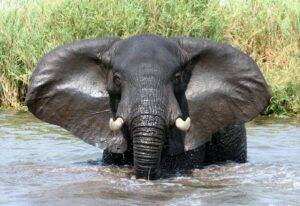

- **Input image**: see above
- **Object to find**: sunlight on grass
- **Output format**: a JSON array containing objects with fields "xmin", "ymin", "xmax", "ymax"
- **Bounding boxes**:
[{"xmin": 0, "ymin": 0, "xmax": 299, "ymax": 116}]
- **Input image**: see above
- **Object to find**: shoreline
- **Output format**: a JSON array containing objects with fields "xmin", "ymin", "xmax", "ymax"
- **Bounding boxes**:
[{"xmin": 0, "ymin": 0, "xmax": 299, "ymax": 116}]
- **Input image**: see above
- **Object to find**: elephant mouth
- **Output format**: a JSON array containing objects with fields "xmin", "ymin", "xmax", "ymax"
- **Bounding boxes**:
[
  {"xmin": 129, "ymin": 114, "xmax": 165, "ymax": 179},
  {"xmin": 109, "ymin": 105, "xmax": 190, "ymax": 179},
  {"xmin": 111, "ymin": 117, "xmax": 185, "ymax": 179}
]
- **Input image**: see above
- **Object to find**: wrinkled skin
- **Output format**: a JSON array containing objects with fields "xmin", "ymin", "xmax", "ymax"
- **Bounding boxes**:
[{"xmin": 26, "ymin": 35, "xmax": 271, "ymax": 179}]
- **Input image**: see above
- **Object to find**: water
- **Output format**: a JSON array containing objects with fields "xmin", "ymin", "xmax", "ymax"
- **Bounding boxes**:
[{"xmin": 0, "ymin": 111, "xmax": 299, "ymax": 206}]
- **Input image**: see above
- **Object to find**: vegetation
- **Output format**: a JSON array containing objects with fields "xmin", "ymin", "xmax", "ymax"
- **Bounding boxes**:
[{"xmin": 0, "ymin": 0, "xmax": 299, "ymax": 116}]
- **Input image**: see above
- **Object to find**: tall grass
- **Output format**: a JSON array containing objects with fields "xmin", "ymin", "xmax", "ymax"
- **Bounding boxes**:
[{"xmin": 0, "ymin": 0, "xmax": 299, "ymax": 116}]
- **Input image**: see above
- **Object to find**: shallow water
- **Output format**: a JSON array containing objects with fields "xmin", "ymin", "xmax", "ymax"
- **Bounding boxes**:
[{"xmin": 0, "ymin": 111, "xmax": 299, "ymax": 206}]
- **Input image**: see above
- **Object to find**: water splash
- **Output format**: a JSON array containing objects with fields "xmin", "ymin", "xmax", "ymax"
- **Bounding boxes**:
[{"xmin": 0, "ymin": 112, "xmax": 299, "ymax": 205}]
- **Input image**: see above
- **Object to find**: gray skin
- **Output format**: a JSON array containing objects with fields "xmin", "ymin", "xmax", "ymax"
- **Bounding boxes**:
[{"xmin": 26, "ymin": 35, "xmax": 271, "ymax": 180}]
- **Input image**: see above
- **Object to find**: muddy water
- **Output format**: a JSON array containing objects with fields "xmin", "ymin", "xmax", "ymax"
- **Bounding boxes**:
[{"xmin": 0, "ymin": 111, "xmax": 299, "ymax": 206}]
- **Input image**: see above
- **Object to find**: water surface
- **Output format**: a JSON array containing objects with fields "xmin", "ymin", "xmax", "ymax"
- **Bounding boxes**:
[{"xmin": 0, "ymin": 112, "xmax": 299, "ymax": 205}]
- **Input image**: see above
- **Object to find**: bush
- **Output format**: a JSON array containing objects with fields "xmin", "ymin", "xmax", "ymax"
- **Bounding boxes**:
[{"xmin": 0, "ymin": 0, "xmax": 299, "ymax": 116}]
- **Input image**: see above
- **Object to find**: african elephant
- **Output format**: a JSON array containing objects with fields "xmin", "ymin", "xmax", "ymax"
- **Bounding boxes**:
[{"xmin": 26, "ymin": 35, "xmax": 271, "ymax": 179}]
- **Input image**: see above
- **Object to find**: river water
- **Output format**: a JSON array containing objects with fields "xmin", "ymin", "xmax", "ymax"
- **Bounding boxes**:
[{"xmin": 0, "ymin": 111, "xmax": 299, "ymax": 206}]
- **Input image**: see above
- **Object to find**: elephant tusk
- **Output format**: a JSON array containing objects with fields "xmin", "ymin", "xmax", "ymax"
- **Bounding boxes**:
[
  {"xmin": 109, "ymin": 117, "xmax": 124, "ymax": 131},
  {"xmin": 175, "ymin": 117, "xmax": 191, "ymax": 131}
]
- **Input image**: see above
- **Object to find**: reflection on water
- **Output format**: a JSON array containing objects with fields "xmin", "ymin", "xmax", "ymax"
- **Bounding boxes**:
[{"xmin": 0, "ymin": 111, "xmax": 299, "ymax": 205}]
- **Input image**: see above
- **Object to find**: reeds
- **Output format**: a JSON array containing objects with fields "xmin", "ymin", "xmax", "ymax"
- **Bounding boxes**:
[{"xmin": 0, "ymin": 0, "xmax": 299, "ymax": 116}]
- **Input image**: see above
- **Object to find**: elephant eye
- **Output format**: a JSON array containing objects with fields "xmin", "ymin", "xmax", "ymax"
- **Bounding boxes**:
[
  {"xmin": 174, "ymin": 72, "xmax": 182, "ymax": 84},
  {"xmin": 113, "ymin": 73, "xmax": 121, "ymax": 87}
]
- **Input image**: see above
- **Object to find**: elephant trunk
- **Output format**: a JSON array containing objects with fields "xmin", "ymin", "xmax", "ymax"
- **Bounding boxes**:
[{"xmin": 131, "ymin": 114, "xmax": 165, "ymax": 179}]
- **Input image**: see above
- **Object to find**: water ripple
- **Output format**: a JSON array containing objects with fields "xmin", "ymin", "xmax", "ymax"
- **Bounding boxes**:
[{"xmin": 0, "ymin": 112, "xmax": 299, "ymax": 205}]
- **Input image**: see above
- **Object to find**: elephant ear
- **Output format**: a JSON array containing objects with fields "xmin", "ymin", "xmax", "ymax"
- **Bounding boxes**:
[
  {"xmin": 173, "ymin": 37, "xmax": 271, "ymax": 151},
  {"xmin": 26, "ymin": 37, "xmax": 127, "ymax": 153}
]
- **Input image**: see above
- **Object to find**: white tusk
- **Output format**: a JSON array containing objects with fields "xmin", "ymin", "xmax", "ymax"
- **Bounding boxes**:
[
  {"xmin": 175, "ymin": 117, "xmax": 191, "ymax": 131},
  {"xmin": 109, "ymin": 117, "xmax": 124, "ymax": 131}
]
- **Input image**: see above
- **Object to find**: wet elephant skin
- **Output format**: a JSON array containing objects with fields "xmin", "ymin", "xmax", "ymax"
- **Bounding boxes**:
[{"xmin": 26, "ymin": 34, "xmax": 271, "ymax": 179}]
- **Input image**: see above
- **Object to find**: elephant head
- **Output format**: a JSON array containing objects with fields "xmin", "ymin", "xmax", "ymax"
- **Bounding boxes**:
[{"xmin": 26, "ymin": 35, "xmax": 271, "ymax": 179}]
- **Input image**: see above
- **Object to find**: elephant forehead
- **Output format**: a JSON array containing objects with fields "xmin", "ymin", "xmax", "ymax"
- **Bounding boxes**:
[
  {"xmin": 113, "ymin": 37, "xmax": 182, "ymax": 75},
  {"xmin": 114, "ymin": 53, "xmax": 180, "ymax": 78},
  {"xmin": 120, "ymin": 35, "xmax": 180, "ymax": 55},
  {"xmin": 133, "ymin": 63, "xmax": 175, "ymax": 75}
]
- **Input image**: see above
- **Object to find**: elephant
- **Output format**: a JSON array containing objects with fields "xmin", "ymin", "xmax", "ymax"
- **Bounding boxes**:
[{"xmin": 26, "ymin": 34, "xmax": 271, "ymax": 180}]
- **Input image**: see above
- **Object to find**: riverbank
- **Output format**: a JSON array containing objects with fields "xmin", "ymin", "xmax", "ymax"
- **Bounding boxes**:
[{"xmin": 0, "ymin": 0, "xmax": 299, "ymax": 116}]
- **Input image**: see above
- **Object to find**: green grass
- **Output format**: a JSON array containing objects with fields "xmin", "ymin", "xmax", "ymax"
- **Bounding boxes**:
[{"xmin": 0, "ymin": 0, "xmax": 299, "ymax": 116}]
